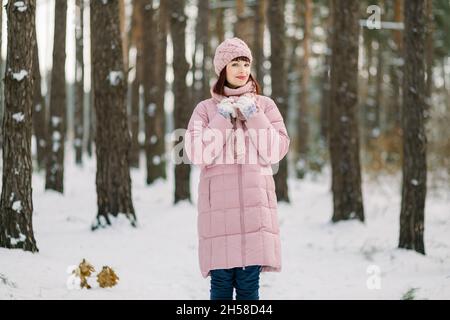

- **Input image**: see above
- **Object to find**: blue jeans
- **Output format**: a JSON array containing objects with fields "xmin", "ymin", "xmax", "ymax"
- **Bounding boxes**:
[{"xmin": 210, "ymin": 265, "xmax": 262, "ymax": 300}]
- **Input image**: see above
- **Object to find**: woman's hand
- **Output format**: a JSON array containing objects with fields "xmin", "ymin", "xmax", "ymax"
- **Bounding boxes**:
[
  {"xmin": 217, "ymin": 98, "xmax": 237, "ymax": 120},
  {"xmin": 234, "ymin": 95, "xmax": 257, "ymax": 120}
]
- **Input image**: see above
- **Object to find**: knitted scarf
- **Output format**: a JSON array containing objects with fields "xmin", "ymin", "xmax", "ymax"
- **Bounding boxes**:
[{"xmin": 210, "ymin": 80, "xmax": 258, "ymax": 161}]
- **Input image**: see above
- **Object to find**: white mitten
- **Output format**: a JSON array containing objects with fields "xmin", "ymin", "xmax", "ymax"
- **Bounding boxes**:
[
  {"xmin": 217, "ymin": 98, "xmax": 237, "ymax": 119},
  {"xmin": 234, "ymin": 95, "xmax": 257, "ymax": 120}
]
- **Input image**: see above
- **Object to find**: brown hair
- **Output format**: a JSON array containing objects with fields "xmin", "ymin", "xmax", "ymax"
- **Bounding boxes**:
[{"xmin": 212, "ymin": 56, "xmax": 261, "ymax": 96}]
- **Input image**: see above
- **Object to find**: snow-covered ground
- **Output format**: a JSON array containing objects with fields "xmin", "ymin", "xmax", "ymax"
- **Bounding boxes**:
[{"xmin": 1, "ymin": 153, "xmax": 449, "ymax": 300}]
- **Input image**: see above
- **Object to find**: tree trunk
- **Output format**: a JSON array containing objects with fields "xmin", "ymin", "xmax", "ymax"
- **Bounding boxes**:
[
  {"xmin": 86, "ymin": 92, "xmax": 94, "ymax": 158},
  {"xmin": 296, "ymin": 0, "xmax": 312, "ymax": 178},
  {"xmin": 215, "ymin": 7, "xmax": 224, "ymax": 45},
  {"xmin": 362, "ymin": 30, "xmax": 375, "ymax": 146},
  {"xmin": 320, "ymin": 1, "xmax": 333, "ymax": 144},
  {"xmin": 74, "ymin": 0, "xmax": 85, "ymax": 165},
  {"xmin": 170, "ymin": 0, "xmax": 191, "ymax": 204},
  {"xmin": 386, "ymin": 0, "xmax": 403, "ymax": 131},
  {"xmin": 394, "ymin": 0, "xmax": 403, "ymax": 52},
  {"xmin": 143, "ymin": 1, "xmax": 166, "ymax": 184},
  {"xmin": 443, "ymin": 58, "xmax": 449, "ymax": 109},
  {"xmin": 32, "ymin": 22, "xmax": 47, "ymax": 171},
  {"xmin": 235, "ymin": 0, "xmax": 254, "ymax": 47},
  {"xmin": 155, "ymin": 0, "xmax": 168, "ymax": 171},
  {"xmin": 192, "ymin": 0, "xmax": 210, "ymax": 105},
  {"xmin": 119, "ymin": 0, "xmax": 128, "ymax": 72},
  {"xmin": 254, "ymin": 0, "xmax": 266, "ymax": 92},
  {"xmin": 0, "ymin": 0, "xmax": 38, "ymax": 252},
  {"xmin": 129, "ymin": 0, "xmax": 144, "ymax": 168},
  {"xmin": 235, "ymin": 0, "xmax": 245, "ymax": 38},
  {"xmin": 86, "ymin": 0, "xmax": 94, "ymax": 159},
  {"xmin": 387, "ymin": 64, "xmax": 402, "ymax": 130},
  {"xmin": 424, "ymin": 0, "xmax": 433, "ymax": 114},
  {"xmin": 267, "ymin": 0, "xmax": 289, "ymax": 202},
  {"xmin": 374, "ymin": 42, "xmax": 383, "ymax": 134},
  {"xmin": 45, "ymin": 0, "xmax": 67, "ymax": 193},
  {"xmin": 329, "ymin": 0, "xmax": 364, "ymax": 222},
  {"xmin": 399, "ymin": 0, "xmax": 427, "ymax": 255},
  {"xmin": 362, "ymin": 0, "xmax": 384, "ymax": 144},
  {"xmin": 90, "ymin": 0, "xmax": 136, "ymax": 229},
  {"xmin": 0, "ymin": 0, "xmax": 3, "ymax": 149}
]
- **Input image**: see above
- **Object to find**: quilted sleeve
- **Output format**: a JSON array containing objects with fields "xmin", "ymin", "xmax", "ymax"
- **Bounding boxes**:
[
  {"xmin": 244, "ymin": 97, "xmax": 290, "ymax": 165},
  {"xmin": 184, "ymin": 101, "xmax": 234, "ymax": 169}
]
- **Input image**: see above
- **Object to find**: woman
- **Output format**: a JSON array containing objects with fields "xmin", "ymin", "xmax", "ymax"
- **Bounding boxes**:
[{"xmin": 184, "ymin": 37, "xmax": 290, "ymax": 300}]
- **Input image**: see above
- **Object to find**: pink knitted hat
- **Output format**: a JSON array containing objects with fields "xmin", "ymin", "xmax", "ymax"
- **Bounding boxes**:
[{"xmin": 213, "ymin": 37, "xmax": 253, "ymax": 76}]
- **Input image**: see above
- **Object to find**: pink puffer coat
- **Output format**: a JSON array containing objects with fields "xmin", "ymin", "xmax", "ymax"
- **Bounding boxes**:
[{"xmin": 184, "ymin": 89, "xmax": 290, "ymax": 278}]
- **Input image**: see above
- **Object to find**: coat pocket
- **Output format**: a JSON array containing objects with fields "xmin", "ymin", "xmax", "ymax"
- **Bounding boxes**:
[{"xmin": 264, "ymin": 175, "xmax": 277, "ymax": 208}]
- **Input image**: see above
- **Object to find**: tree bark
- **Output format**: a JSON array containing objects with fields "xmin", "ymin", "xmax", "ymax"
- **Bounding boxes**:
[
  {"xmin": 0, "ymin": 0, "xmax": 3, "ymax": 149},
  {"xmin": 386, "ymin": 0, "xmax": 403, "ymax": 131},
  {"xmin": 143, "ymin": 1, "xmax": 166, "ymax": 184},
  {"xmin": 170, "ymin": 0, "xmax": 191, "ymax": 204},
  {"xmin": 399, "ymin": 0, "xmax": 427, "ymax": 255},
  {"xmin": 329, "ymin": 0, "xmax": 364, "ymax": 222},
  {"xmin": 254, "ymin": 0, "xmax": 266, "ymax": 92},
  {"xmin": 32, "ymin": 21, "xmax": 47, "ymax": 171},
  {"xmin": 45, "ymin": 0, "xmax": 67, "ymax": 193},
  {"xmin": 129, "ymin": 0, "xmax": 144, "ymax": 168},
  {"xmin": 119, "ymin": 0, "xmax": 128, "ymax": 72},
  {"xmin": 424, "ymin": 0, "xmax": 433, "ymax": 114},
  {"xmin": 235, "ymin": 0, "xmax": 254, "ymax": 47},
  {"xmin": 154, "ymin": 0, "xmax": 168, "ymax": 171},
  {"xmin": 0, "ymin": 0, "xmax": 38, "ymax": 252},
  {"xmin": 374, "ymin": 41, "xmax": 383, "ymax": 133},
  {"xmin": 74, "ymin": 0, "xmax": 85, "ymax": 165},
  {"xmin": 320, "ymin": 1, "xmax": 333, "ymax": 144},
  {"xmin": 296, "ymin": 0, "xmax": 312, "ymax": 178},
  {"xmin": 86, "ymin": 0, "xmax": 94, "ymax": 159},
  {"xmin": 267, "ymin": 0, "xmax": 289, "ymax": 202},
  {"xmin": 192, "ymin": 0, "xmax": 210, "ymax": 105},
  {"xmin": 394, "ymin": 0, "xmax": 404, "ymax": 52},
  {"xmin": 87, "ymin": 92, "xmax": 94, "ymax": 158},
  {"xmin": 215, "ymin": 7, "xmax": 224, "ymax": 45},
  {"xmin": 90, "ymin": 0, "xmax": 136, "ymax": 229},
  {"xmin": 362, "ymin": 28, "xmax": 375, "ymax": 146}
]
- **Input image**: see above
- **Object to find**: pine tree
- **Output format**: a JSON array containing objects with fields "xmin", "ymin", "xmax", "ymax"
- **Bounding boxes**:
[
  {"xmin": 267, "ymin": 0, "xmax": 290, "ymax": 202},
  {"xmin": 143, "ymin": 0, "xmax": 166, "ymax": 185},
  {"xmin": 129, "ymin": 0, "xmax": 144, "ymax": 168},
  {"xmin": 90, "ymin": 0, "xmax": 136, "ymax": 229},
  {"xmin": 32, "ymin": 21, "xmax": 47, "ymax": 171},
  {"xmin": 170, "ymin": 0, "xmax": 191, "ymax": 203},
  {"xmin": 399, "ymin": 0, "xmax": 427, "ymax": 254},
  {"xmin": 45, "ymin": 0, "xmax": 67, "ymax": 193},
  {"xmin": 328, "ymin": 0, "xmax": 364, "ymax": 222},
  {"xmin": 74, "ymin": 0, "xmax": 85, "ymax": 165},
  {"xmin": 0, "ymin": 0, "xmax": 38, "ymax": 252}
]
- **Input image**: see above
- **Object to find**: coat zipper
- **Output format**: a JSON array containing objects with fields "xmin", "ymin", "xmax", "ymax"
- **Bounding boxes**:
[
  {"xmin": 238, "ymin": 163, "xmax": 246, "ymax": 270},
  {"xmin": 234, "ymin": 119, "xmax": 246, "ymax": 270}
]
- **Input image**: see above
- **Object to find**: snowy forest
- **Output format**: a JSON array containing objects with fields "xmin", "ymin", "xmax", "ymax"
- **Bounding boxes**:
[{"xmin": 0, "ymin": 0, "xmax": 449, "ymax": 300}]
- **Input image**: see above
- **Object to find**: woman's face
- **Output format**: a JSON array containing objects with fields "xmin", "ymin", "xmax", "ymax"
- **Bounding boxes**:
[{"xmin": 225, "ymin": 59, "xmax": 251, "ymax": 88}]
